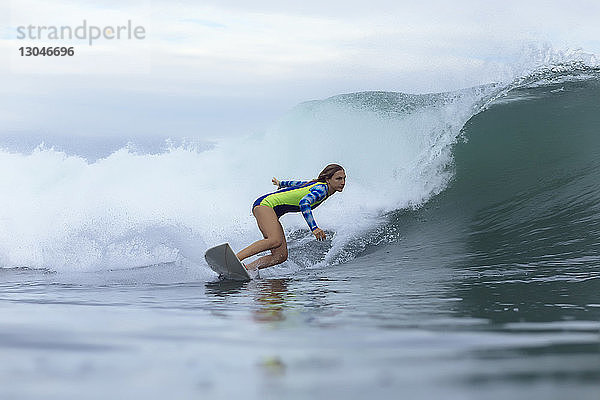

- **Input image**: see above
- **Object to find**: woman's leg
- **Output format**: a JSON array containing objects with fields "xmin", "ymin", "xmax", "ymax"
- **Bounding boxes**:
[
  {"xmin": 245, "ymin": 232, "xmax": 288, "ymax": 270},
  {"xmin": 236, "ymin": 206, "xmax": 288, "ymax": 270}
]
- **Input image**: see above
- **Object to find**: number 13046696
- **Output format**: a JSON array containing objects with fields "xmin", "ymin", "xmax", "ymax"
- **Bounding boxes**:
[{"xmin": 19, "ymin": 47, "xmax": 75, "ymax": 56}]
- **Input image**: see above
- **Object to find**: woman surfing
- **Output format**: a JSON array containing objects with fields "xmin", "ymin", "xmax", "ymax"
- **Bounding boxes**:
[{"xmin": 236, "ymin": 164, "xmax": 346, "ymax": 277}]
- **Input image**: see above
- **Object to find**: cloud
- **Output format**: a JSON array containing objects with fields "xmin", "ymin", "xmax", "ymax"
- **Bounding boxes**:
[
  {"xmin": 4, "ymin": 0, "xmax": 600, "ymax": 84},
  {"xmin": 180, "ymin": 18, "xmax": 226, "ymax": 29},
  {"xmin": 1, "ymin": 0, "xmax": 599, "ymax": 137}
]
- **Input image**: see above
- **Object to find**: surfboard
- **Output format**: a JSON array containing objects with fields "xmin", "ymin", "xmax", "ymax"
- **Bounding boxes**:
[{"xmin": 204, "ymin": 243, "xmax": 251, "ymax": 281}]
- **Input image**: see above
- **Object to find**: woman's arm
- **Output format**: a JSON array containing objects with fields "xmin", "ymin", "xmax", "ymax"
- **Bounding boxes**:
[
  {"xmin": 298, "ymin": 184, "xmax": 328, "ymax": 233},
  {"xmin": 274, "ymin": 178, "xmax": 308, "ymax": 189}
]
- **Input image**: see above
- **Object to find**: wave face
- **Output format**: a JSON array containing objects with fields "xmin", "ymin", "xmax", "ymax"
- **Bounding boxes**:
[
  {"xmin": 381, "ymin": 66, "xmax": 600, "ymax": 278},
  {"xmin": 1, "ymin": 64, "xmax": 598, "ymax": 275},
  {"xmin": 456, "ymin": 69, "xmax": 600, "ymax": 268}
]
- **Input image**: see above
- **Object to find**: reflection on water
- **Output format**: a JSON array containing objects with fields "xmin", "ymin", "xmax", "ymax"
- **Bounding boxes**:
[
  {"xmin": 252, "ymin": 279, "xmax": 290, "ymax": 323},
  {"xmin": 204, "ymin": 279, "xmax": 249, "ymax": 297},
  {"xmin": 204, "ymin": 278, "xmax": 292, "ymax": 323}
]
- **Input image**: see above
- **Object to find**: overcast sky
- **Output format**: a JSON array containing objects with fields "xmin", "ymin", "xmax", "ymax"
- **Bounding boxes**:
[{"xmin": 1, "ymin": 0, "xmax": 599, "ymax": 139}]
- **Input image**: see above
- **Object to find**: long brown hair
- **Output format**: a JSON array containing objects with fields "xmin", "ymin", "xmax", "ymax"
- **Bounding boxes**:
[{"xmin": 311, "ymin": 164, "xmax": 345, "ymax": 183}]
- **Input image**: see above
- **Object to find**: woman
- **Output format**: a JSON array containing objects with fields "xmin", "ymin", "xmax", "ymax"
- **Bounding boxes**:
[{"xmin": 236, "ymin": 164, "xmax": 346, "ymax": 276}]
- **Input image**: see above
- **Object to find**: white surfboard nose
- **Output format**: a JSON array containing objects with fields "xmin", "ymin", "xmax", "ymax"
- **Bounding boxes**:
[{"xmin": 204, "ymin": 243, "xmax": 251, "ymax": 282}]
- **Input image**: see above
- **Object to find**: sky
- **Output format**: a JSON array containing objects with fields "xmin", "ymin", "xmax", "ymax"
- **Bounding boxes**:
[{"xmin": 1, "ymin": 0, "xmax": 599, "ymax": 139}]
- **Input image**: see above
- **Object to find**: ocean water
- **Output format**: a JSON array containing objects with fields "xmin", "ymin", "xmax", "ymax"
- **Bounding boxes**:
[{"xmin": 1, "ymin": 63, "xmax": 600, "ymax": 399}]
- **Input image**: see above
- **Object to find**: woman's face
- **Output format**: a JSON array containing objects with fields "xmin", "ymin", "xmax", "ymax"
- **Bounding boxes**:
[{"xmin": 327, "ymin": 169, "xmax": 346, "ymax": 192}]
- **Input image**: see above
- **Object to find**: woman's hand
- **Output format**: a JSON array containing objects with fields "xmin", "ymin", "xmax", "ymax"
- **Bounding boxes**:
[
  {"xmin": 312, "ymin": 228, "xmax": 326, "ymax": 241},
  {"xmin": 272, "ymin": 177, "xmax": 280, "ymax": 188}
]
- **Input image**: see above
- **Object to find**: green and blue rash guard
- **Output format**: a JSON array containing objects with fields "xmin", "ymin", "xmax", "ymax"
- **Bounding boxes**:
[{"xmin": 252, "ymin": 180, "xmax": 329, "ymax": 231}]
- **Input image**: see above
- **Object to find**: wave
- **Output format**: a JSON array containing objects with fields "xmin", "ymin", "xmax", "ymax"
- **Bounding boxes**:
[
  {"xmin": 355, "ymin": 64, "xmax": 600, "ymax": 273},
  {"xmin": 1, "ymin": 61, "xmax": 599, "ymax": 274},
  {"xmin": 437, "ymin": 66, "xmax": 600, "ymax": 269}
]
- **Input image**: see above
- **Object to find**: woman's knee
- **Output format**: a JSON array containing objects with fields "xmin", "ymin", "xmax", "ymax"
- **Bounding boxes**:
[
  {"xmin": 279, "ymin": 251, "xmax": 288, "ymax": 262},
  {"xmin": 266, "ymin": 236, "xmax": 284, "ymax": 249},
  {"xmin": 272, "ymin": 246, "xmax": 288, "ymax": 262}
]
